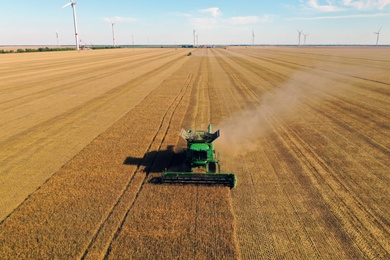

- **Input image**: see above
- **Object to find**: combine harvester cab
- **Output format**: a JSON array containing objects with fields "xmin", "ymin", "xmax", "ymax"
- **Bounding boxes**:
[{"xmin": 162, "ymin": 124, "xmax": 237, "ymax": 188}]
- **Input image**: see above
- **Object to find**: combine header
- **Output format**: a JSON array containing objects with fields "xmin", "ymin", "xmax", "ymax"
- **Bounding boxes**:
[{"xmin": 162, "ymin": 124, "xmax": 237, "ymax": 188}]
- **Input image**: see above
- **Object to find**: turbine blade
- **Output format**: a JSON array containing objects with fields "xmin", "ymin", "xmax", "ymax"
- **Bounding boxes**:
[{"xmin": 62, "ymin": 2, "xmax": 72, "ymax": 8}]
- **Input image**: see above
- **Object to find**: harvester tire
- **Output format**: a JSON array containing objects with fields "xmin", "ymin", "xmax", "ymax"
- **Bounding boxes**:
[{"xmin": 209, "ymin": 162, "xmax": 217, "ymax": 173}]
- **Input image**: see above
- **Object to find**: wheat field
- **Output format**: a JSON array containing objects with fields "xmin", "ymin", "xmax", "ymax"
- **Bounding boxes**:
[{"xmin": 0, "ymin": 47, "xmax": 389, "ymax": 259}]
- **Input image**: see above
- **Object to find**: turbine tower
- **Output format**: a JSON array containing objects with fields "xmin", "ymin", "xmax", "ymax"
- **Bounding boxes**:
[
  {"xmin": 111, "ymin": 21, "xmax": 116, "ymax": 47},
  {"xmin": 193, "ymin": 29, "xmax": 196, "ymax": 47},
  {"xmin": 252, "ymin": 30, "xmax": 255, "ymax": 45},
  {"xmin": 303, "ymin": 33, "xmax": 309, "ymax": 45},
  {"xmin": 374, "ymin": 28, "xmax": 381, "ymax": 45},
  {"xmin": 297, "ymin": 30, "xmax": 302, "ymax": 46},
  {"xmin": 56, "ymin": 31, "xmax": 60, "ymax": 47},
  {"xmin": 62, "ymin": 1, "xmax": 79, "ymax": 50}
]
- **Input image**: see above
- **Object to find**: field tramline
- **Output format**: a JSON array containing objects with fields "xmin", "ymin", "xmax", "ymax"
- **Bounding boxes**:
[{"xmin": 0, "ymin": 47, "xmax": 389, "ymax": 259}]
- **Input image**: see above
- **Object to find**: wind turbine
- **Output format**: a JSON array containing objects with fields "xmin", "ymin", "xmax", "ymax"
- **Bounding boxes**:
[
  {"xmin": 111, "ymin": 21, "xmax": 116, "ymax": 47},
  {"xmin": 252, "ymin": 30, "xmax": 255, "ymax": 45},
  {"xmin": 297, "ymin": 30, "xmax": 302, "ymax": 46},
  {"xmin": 193, "ymin": 29, "xmax": 196, "ymax": 47},
  {"xmin": 374, "ymin": 28, "xmax": 381, "ymax": 45},
  {"xmin": 56, "ymin": 31, "xmax": 60, "ymax": 47},
  {"xmin": 303, "ymin": 33, "xmax": 309, "ymax": 45},
  {"xmin": 62, "ymin": 1, "xmax": 79, "ymax": 50}
]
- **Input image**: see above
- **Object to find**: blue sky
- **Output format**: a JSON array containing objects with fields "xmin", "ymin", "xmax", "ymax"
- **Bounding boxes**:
[{"xmin": 0, "ymin": 0, "xmax": 389, "ymax": 46}]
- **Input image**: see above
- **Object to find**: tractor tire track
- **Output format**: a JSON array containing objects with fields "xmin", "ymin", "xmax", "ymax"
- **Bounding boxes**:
[
  {"xmin": 210, "ymin": 49, "xmax": 386, "ymax": 258},
  {"xmin": 0, "ymin": 51, "xmax": 189, "ymax": 222},
  {"xmin": 0, "ymin": 50, "xmax": 179, "ymax": 109},
  {"xmin": 1, "ymin": 47, "xmax": 388, "ymax": 259},
  {"xmin": 1, "ymin": 54, "xmax": 185, "ymax": 164},
  {"xmin": 273, "ymin": 118, "xmax": 389, "ymax": 258},
  {"xmin": 211, "ymin": 50, "xmax": 274, "ymax": 258},
  {"xmin": 219, "ymin": 48, "xmax": 389, "ymax": 258},
  {"xmin": 82, "ymin": 72, "xmax": 193, "ymax": 259},
  {"xmin": 229, "ymin": 48, "xmax": 390, "ymax": 94},
  {"xmin": 220, "ymin": 49, "xmax": 389, "ymax": 136},
  {"xmin": 0, "ymin": 51, "xmax": 184, "ymax": 144},
  {"xmin": 104, "ymin": 49, "xmax": 240, "ymax": 259},
  {"xmin": 0, "ymin": 51, "xmax": 195, "ymax": 259},
  {"xmin": 0, "ymin": 49, "xmax": 166, "ymax": 92}
]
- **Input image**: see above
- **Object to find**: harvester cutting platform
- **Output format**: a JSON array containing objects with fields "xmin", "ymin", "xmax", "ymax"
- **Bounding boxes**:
[{"xmin": 162, "ymin": 124, "xmax": 237, "ymax": 188}]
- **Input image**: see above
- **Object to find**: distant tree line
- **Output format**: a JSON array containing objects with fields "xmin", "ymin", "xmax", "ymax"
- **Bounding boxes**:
[
  {"xmin": 90, "ymin": 46, "xmax": 122, "ymax": 50},
  {"xmin": 0, "ymin": 47, "xmax": 75, "ymax": 54},
  {"xmin": 0, "ymin": 45, "xmax": 196, "ymax": 54}
]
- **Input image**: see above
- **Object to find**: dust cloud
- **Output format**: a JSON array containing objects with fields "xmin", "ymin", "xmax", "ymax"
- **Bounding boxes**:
[{"xmin": 215, "ymin": 71, "xmax": 313, "ymax": 158}]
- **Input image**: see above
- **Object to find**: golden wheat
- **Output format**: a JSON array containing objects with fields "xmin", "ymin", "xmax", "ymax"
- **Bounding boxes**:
[{"xmin": 0, "ymin": 47, "xmax": 389, "ymax": 259}]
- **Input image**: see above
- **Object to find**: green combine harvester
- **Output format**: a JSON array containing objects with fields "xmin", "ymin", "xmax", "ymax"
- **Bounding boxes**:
[{"xmin": 162, "ymin": 124, "xmax": 237, "ymax": 188}]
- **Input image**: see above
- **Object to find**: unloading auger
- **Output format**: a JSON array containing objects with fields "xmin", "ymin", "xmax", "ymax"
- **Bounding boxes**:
[{"xmin": 162, "ymin": 124, "xmax": 237, "ymax": 188}]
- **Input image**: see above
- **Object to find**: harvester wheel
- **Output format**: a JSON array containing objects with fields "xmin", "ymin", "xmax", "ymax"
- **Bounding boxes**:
[{"xmin": 209, "ymin": 162, "xmax": 217, "ymax": 173}]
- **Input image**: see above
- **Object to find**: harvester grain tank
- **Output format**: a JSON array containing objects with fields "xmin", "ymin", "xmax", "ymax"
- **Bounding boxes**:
[{"xmin": 162, "ymin": 124, "xmax": 237, "ymax": 188}]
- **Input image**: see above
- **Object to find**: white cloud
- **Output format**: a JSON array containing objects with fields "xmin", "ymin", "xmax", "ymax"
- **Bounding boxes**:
[
  {"xmin": 287, "ymin": 12, "xmax": 390, "ymax": 20},
  {"xmin": 342, "ymin": 0, "xmax": 390, "ymax": 10},
  {"xmin": 259, "ymin": 15, "xmax": 276, "ymax": 23},
  {"xmin": 301, "ymin": 0, "xmax": 390, "ymax": 11},
  {"xmin": 199, "ymin": 7, "xmax": 222, "ymax": 17},
  {"xmin": 304, "ymin": 0, "xmax": 344, "ymax": 12},
  {"xmin": 190, "ymin": 8, "xmax": 271, "ymax": 31},
  {"xmin": 104, "ymin": 16, "xmax": 138, "ymax": 23}
]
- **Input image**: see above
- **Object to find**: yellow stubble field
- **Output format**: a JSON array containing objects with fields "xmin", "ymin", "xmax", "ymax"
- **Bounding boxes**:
[{"xmin": 0, "ymin": 46, "xmax": 389, "ymax": 259}]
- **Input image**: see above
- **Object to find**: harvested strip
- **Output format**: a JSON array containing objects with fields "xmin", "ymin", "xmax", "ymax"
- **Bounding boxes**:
[
  {"xmin": 105, "ymin": 50, "xmax": 240, "ymax": 259},
  {"xmin": 0, "ymin": 48, "xmax": 189, "ymax": 221},
  {"xmin": 0, "ymin": 51, "xmax": 191, "ymax": 258},
  {"xmin": 0, "ymin": 50, "xmax": 241, "ymax": 259}
]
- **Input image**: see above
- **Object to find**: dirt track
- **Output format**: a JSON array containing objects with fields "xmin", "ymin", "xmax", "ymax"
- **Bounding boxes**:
[{"xmin": 0, "ymin": 47, "xmax": 389, "ymax": 259}]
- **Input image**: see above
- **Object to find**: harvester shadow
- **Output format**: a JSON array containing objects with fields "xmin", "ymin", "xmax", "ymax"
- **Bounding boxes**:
[{"xmin": 123, "ymin": 145, "xmax": 188, "ymax": 184}]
